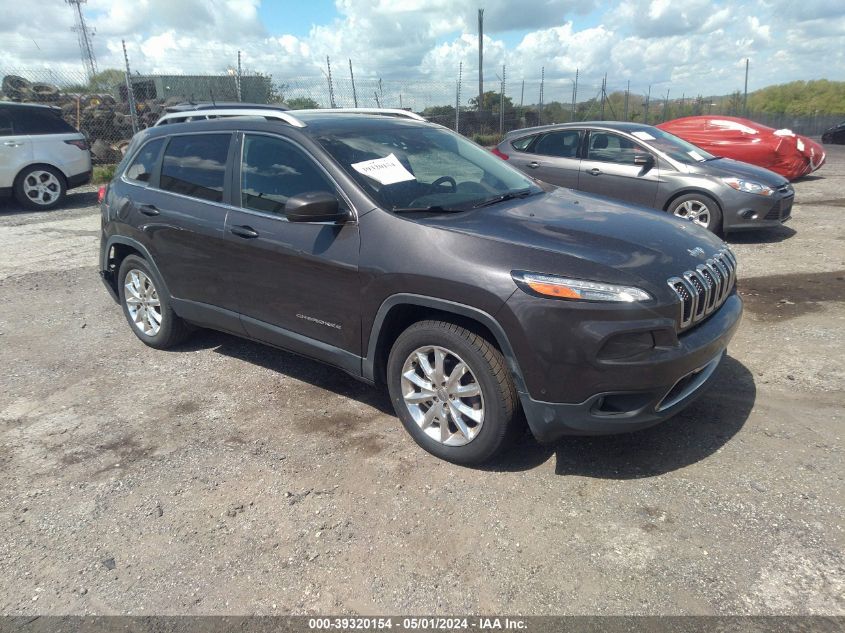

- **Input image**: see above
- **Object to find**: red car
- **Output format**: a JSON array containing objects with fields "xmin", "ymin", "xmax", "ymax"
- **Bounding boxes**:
[{"xmin": 658, "ymin": 116, "xmax": 825, "ymax": 181}]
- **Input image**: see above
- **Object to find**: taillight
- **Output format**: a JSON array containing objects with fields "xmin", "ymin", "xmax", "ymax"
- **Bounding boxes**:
[
  {"xmin": 97, "ymin": 185, "xmax": 107, "ymax": 204},
  {"xmin": 491, "ymin": 147, "xmax": 509, "ymax": 160},
  {"xmin": 64, "ymin": 139, "xmax": 90, "ymax": 150}
]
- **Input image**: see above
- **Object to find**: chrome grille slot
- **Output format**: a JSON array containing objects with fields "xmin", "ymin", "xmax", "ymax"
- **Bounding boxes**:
[{"xmin": 667, "ymin": 248, "xmax": 736, "ymax": 331}]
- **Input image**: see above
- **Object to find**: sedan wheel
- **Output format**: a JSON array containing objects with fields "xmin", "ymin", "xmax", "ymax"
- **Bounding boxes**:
[{"xmin": 672, "ymin": 199, "xmax": 711, "ymax": 228}]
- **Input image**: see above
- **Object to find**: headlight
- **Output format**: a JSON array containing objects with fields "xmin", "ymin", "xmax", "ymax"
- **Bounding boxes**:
[
  {"xmin": 512, "ymin": 271, "xmax": 651, "ymax": 302},
  {"xmin": 722, "ymin": 177, "xmax": 774, "ymax": 196}
]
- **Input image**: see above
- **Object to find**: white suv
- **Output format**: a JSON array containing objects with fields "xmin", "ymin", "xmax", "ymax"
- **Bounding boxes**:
[{"xmin": 0, "ymin": 102, "xmax": 92, "ymax": 210}]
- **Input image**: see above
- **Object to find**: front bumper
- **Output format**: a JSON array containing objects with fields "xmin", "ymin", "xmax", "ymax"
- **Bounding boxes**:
[
  {"xmin": 520, "ymin": 294, "xmax": 742, "ymax": 441},
  {"xmin": 725, "ymin": 191, "xmax": 793, "ymax": 231}
]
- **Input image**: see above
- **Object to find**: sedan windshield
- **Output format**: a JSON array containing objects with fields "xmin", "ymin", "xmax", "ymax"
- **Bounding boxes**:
[
  {"xmin": 316, "ymin": 125, "xmax": 541, "ymax": 212},
  {"xmin": 634, "ymin": 127, "xmax": 716, "ymax": 164}
]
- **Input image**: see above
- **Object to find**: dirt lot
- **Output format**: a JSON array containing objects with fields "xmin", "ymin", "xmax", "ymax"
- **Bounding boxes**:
[{"xmin": 1, "ymin": 149, "xmax": 843, "ymax": 616}]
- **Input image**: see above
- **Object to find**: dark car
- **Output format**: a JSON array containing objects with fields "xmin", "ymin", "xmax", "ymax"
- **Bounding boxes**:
[
  {"xmin": 99, "ymin": 108, "xmax": 742, "ymax": 464},
  {"xmin": 821, "ymin": 121, "xmax": 845, "ymax": 145},
  {"xmin": 495, "ymin": 122, "xmax": 794, "ymax": 234}
]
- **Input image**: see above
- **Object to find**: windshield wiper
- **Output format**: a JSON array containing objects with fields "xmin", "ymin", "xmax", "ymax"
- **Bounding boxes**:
[
  {"xmin": 392, "ymin": 205, "xmax": 468, "ymax": 214},
  {"xmin": 472, "ymin": 188, "xmax": 535, "ymax": 208}
]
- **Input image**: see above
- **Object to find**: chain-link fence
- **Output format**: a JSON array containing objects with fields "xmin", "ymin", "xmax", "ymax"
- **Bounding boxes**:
[{"xmin": 3, "ymin": 66, "xmax": 842, "ymax": 165}]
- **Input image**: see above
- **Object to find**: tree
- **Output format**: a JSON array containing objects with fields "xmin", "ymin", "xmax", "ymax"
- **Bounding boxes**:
[
  {"xmin": 285, "ymin": 97, "xmax": 320, "ymax": 110},
  {"xmin": 469, "ymin": 90, "xmax": 514, "ymax": 113}
]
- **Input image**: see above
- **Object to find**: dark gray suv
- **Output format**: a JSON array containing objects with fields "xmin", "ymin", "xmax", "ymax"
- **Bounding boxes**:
[
  {"xmin": 99, "ymin": 108, "xmax": 742, "ymax": 464},
  {"xmin": 495, "ymin": 122, "xmax": 794, "ymax": 234}
]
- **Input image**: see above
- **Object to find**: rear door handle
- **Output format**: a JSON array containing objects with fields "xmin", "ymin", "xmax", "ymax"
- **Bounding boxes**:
[
  {"xmin": 138, "ymin": 204, "xmax": 159, "ymax": 216},
  {"xmin": 3, "ymin": 141, "xmax": 22, "ymax": 147},
  {"xmin": 230, "ymin": 225, "xmax": 259, "ymax": 239},
  {"xmin": 527, "ymin": 161, "xmax": 540, "ymax": 169},
  {"xmin": 587, "ymin": 168, "xmax": 602, "ymax": 176}
]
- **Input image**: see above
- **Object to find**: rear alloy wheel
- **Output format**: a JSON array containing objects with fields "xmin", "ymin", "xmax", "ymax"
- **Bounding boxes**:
[
  {"xmin": 669, "ymin": 194, "xmax": 722, "ymax": 233},
  {"xmin": 14, "ymin": 166, "xmax": 66, "ymax": 210},
  {"xmin": 387, "ymin": 320, "xmax": 518, "ymax": 464}
]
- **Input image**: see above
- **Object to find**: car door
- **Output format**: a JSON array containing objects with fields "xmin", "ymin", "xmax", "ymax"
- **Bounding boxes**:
[
  {"xmin": 510, "ymin": 130, "xmax": 583, "ymax": 189},
  {"xmin": 126, "ymin": 132, "xmax": 242, "ymax": 329},
  {"xmin": 223, "ymin": 132, "xmax": 361, "ymax": 371},
  {"xmin": 0, "ymin": 108, "xmax": 32, "ymax": 189},
  {"xmin": 578, "ymin": 130, "xmax": 660, "ymax": 208}
]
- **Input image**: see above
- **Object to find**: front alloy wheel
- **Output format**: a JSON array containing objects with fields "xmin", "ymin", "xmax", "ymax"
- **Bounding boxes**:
[
  {"xmin": 672, "ymin": 199, "xmax": 711, "ymax": 228},
  {"xmin": 124, "ymin": 269, "xmax": 162, "ymax": 336},
  {"xmin": 400, "ymin": 345, "xmax": 485, "ymax": 446}
]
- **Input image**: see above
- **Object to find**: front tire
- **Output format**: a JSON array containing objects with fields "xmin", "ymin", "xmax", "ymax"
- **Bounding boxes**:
[
  {"xmin": 668, "ymin": 193, "xmax": 723, "ymax": 234},
  {"xmin": 118, "ymin": 255, "xmax": 192, "ymax": 349},
  {"xmin": 14, "ymin": 165, "xmax": 66, "ymax": 210},
  {"xmin": 387, "ymin": 320, "xmax": 518, "ymax": 465}
]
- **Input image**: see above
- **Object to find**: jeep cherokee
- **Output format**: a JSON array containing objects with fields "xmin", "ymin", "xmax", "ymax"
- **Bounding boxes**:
[{"xmin": 99, "ymin": 108, "xmax": 742, "ymax": 464}]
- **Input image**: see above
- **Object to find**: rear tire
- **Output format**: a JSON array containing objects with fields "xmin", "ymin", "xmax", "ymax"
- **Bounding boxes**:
[
  {"xmin": 387, "ymin": 320, "xmax": 518, "ymax": 465},
  {"xmin": 118, "ymin": 255, "xmax": 192, "ymax": 349},
  {"xmin": 14, "ymin": 165, "xmax": 66, "ymax": 210}
]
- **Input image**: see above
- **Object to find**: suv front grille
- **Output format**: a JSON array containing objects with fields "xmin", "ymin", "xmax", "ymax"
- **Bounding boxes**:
[{"xmin": 667, "ymin": 249, "xmax": 736, "ymax": 331}]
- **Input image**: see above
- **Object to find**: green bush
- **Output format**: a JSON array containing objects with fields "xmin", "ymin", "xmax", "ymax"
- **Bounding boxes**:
[
  {"xmin": 471, "ymin": 133, "xmax": 504, "ymax": 147},
  {"xmin": 92, "ymin": 164, "xmax": 117, "ymax": 184}
]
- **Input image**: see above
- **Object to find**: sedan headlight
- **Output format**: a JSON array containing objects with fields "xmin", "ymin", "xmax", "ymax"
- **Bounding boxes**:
[
  {"xmin": 722, "ymin": 177, "xmax": 774, "ymax": 196},
  {"xmin": 512, "ymin": 271, "xmax": 651, "ymax": 302}
]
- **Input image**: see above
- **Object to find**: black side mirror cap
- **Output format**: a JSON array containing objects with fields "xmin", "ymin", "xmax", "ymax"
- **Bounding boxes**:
[
  {"xmin": 633, "ymin": 154, "xmax": 654, "ymax": 166},
  {"xmin": 284, "ymin": 191, "xmax": 349, "ymax": 223}
]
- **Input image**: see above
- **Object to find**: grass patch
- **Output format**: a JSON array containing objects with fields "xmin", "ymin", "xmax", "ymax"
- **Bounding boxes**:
[
  {"xmin": 92, "ymin": 164, "xmax": 117, "ymax": 184},
  {"xmin": 471, "ymin": 133, "xmax": 504, "ymax": 147}
]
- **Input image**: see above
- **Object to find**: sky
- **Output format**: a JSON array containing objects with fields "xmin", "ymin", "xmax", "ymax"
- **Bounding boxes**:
[{"xmin": 2, "ymin": 0, "xmax": 844, "ymax": 107}]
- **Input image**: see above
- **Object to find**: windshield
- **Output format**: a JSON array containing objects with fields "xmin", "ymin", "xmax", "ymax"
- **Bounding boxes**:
[
  {"xmin": 632, "ymin": 127, "xmax": 716, "ymax": 164},
  {"xmin": 316, "ymin": 125, "xmax": 541, "ymax": 211}
]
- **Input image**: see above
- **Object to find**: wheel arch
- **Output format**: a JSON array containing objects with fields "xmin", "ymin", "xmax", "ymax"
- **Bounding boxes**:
[
  {"xmin": 663, "ymin": 188, "xmax": 724, "ymax": 232},
  {"xmin": 14, "ymin": 162, "xmax": 70, "ymax": 188},
  {"xmin": 102, "ymin": 236, "xmax": 172, "ymax": 300},
  {"xmin": 364, "ymin": 294, "xmax": 527, "ymax": 393}
]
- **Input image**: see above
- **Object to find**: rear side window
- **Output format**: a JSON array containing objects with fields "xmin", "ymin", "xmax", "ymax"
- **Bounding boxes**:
[
  {"xmin": 10, "ymin": 107, "xmax": 76, "ymax": 135},
  {"xmin": 0, "ymin": 110, "xmax": 12, "ymax": 136},
  {"xmin": 124, "ymin": 138, "xmax": 164, "ymax": 183},
  {"xmin": 240, "ymin": 135, "xmax": 335, "ymax": 214},
  {"xmin": 511, "ymin": 135, "xmax": 536, "ymax": 151},
  {"xmin": 533, "ymin": 130, "xmax": 582, "ymax": 158},
  {"xmin": 160, "ymin": 134, "xmax": 230, "ymax": 203}
]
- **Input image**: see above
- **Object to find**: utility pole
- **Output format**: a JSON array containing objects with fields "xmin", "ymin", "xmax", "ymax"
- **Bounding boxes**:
[
  {"xmin": 539, "ymin": 66, "xmax": 545, "ymax": 121},
  {"xmin": 478, "ymin": 9, "xmax": 484, "ymax": 113},
  {"xmin": 236, "ymin": 50, "xmax": 242, "ymax": 102},
  {"xmin": 455, "ymin": 61, "xmax": 462, "ymax": 132},
  {"xmin": 599, "ymin": 73, "xmax": 607, "ymax": 120},
  {"xmin": 520, "ymin": 79, "xmax": 525, "ymax": 122},
  {"xmin": 743, "ymin": 58, "xmax": 749, "ymax": 115},
  {"xmin": 663, "ymin": 88, "xmax": 670, "ymax": 122},
  {"xmin": 572, "ymin": 68, "xmax": 579, "ymax": 121},
  {"xmin": 349, "ymin": 59, "xmax": 358, "ymax": 108},
  {"xmin": 66, "ymin": 0, "xmax": 97, "ymax": 81},
  {"xmin": 326, "ymin": 56, "xmax": 336, "ymax": 108},
  {"xmin": 121, "ymin": 39, "xmax": 138, "ymax": 134},
  {"xmin": 644, "ymin": 85, "xmax": 651, "ymax": 123},
  {"xmin": 624, "ymin": 79, "xmax": 630, "ymax": 121},
  {"xmin": 499, "ymin": 64, "xmax": 506, "ymax": 134}
]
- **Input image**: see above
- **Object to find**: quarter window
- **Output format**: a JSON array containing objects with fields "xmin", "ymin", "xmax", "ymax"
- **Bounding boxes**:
[
  {"xmin": 587, "ymin": 132, "xmax": 647, "ymax": 165},
  {"xmin": 533, "ymin": 131, "xmax": 582, "ymax": 158},
  {"xmin": 510, "ymin": 135, "xmax": 536, "ymax": 151},
  {"xmin": 10, "ymin": 108, "xmax": 76, "ymax": 135},
  {"xmin": 0, "ymin": 110, "xmax": 13, "ymax": 136},
  {"xmin": 160, "ymin": 134, "xmax": 230, "ymax": 203},
  {"xmin": 240, "ymin": 135, "xmax": 336, "ymax": 214},
  {"xmin": 124, "ymin": 138, "xmax": 164, "ymax": 183}
]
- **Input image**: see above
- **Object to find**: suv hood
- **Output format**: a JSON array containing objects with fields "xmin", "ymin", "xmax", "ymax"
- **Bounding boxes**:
[
  {"xmin": 420, "ymin": 187, "xmax": 728, "ymax": 291},
  {"xmin": 684, "ymin": 157, "xmax": 789, "ymax": 187}
]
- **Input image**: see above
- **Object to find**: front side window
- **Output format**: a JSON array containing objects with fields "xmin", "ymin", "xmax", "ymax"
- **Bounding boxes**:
[
  {"xmin": 160, "ymin": 134, "xmax": 230, "ymax": 203},
  {"xmin": 533, "ymin": 130, "xmax": 582, "ymax": 158},
  {"xmin": 317, "ymin": 124, "xmax": 539, "ymax": 211},
  {"xmin": 587, "ymin": 132, "xmax": 647, "ymax": 165},
  {"xmin": 124, "ymin": 138, "xmax": 164, "ymax": 183},
  {"xmin": 240, "ymin": 135, "xmax": 336, "ymax": 214}
]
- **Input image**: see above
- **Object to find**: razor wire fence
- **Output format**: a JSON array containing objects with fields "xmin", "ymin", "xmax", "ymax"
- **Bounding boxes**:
[{"xmin": 2, "ymin": 65, "xmax": 842, "ymax": 165}]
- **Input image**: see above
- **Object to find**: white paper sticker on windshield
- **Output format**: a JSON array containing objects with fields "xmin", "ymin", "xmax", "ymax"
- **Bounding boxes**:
[
  {"xmin": 631, "ymin": 131, "xmax": 656, "ymax": 140},
  {"xmin": 351, "ymin": 153, "xmax": 415, "ymax": 185},
  {"xmin": 687, "ymin": 150, "xmax": 705, "ymax": 161}
]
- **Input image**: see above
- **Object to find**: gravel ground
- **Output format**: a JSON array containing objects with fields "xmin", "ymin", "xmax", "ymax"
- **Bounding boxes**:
[{"xmin": 0, "ymin": 149, "xmax": 843, "ymax": 616}]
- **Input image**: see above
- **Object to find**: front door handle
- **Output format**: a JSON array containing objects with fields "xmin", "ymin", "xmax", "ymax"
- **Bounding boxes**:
[
  {"xmin": 230, "ymin": 225, "xmax": 259, "ymax": 239},
  {"xmin": 586, "ymin": 167, "xmax": 602, "ymax": 176},
  {"xmin": 527, "ymin": 161, "xmax": 540, "ymax": 169},
  {"xmin": 138, "ymin": 204, "xmax": 159, "ymax": 216},
  {"xmin": 3, "ymin": 141, "xmax": 22, "ymax": 147}
]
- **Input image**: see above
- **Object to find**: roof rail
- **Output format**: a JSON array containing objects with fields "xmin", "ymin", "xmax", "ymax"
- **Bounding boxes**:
[
  {"xmin": 153, "ymin": 107, "xmax": 427, "ymax": 128},
  {"xmin": 296, "ymin": 108, "xmax": 427, "ymax": 122},
  {"xmin": 154, "ymin": 108, "xmax": 306, "ymax": 128}
]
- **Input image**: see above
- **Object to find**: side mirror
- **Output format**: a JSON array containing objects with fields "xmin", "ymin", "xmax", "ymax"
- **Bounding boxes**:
[
  {"xmin": 284, "ymin": 191, "xmax": 348, "ymax": 223},
  {"xmin": 633, "ymin": 153, "xmax": 654, "ymax": 166}
]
